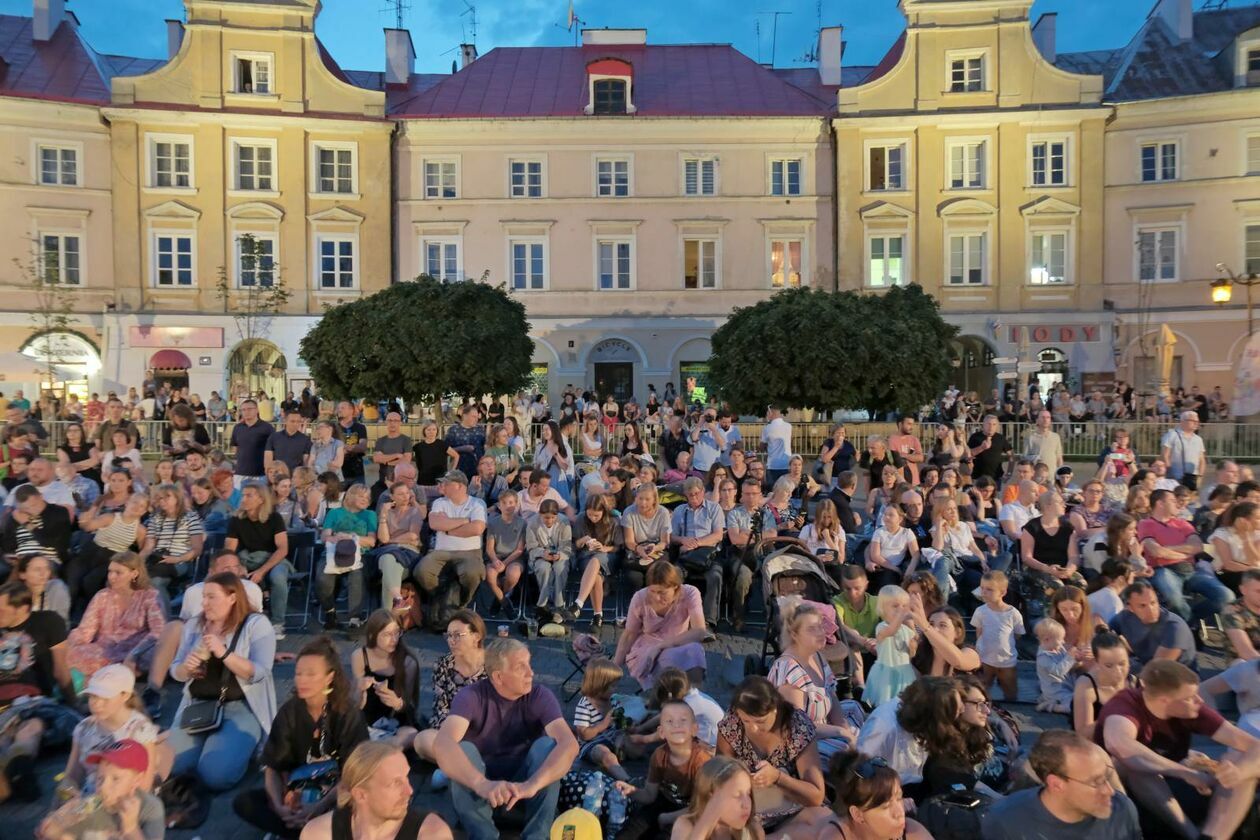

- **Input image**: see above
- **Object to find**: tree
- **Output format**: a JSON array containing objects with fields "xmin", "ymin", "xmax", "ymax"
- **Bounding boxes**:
[
  {"xmin": 215, "ymin": 233, "xmax": 292, "ymax": 393},
  {"xmin": 707, "ymin": 284, "xmax": 958, "ymax": 415},
  {"xmin": 14, "ymin": 239, "xmax": 79, "ymax": 392},
  {"xmin": 299, "ymin": 276, "xmax": 535, "ymax": 406}
]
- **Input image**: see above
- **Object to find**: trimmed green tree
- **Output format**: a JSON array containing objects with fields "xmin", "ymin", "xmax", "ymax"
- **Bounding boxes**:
[
  {"xmin": 707, "ymin": 284, "xmax": 958, "ymax": 415},
  {"xmin": 299, "ymin": 276, "xmax": 535, "ymax": 406}
]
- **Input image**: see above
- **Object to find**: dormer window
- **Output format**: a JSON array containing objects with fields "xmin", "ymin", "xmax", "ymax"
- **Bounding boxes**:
[
  {"xmin": 593, "ymin": 80, "xmax": 627, "ymax": 115},
  {"xmin": 585, "ymin": 59, "xmax": 636, "ymax": 115},
  {"xmin": 233, "ymin": 53, "xmax": 273, "ymax": 94},
  {"xmin": 1248, "ymin": 47, "xmax": 1260, "ymax": 85}
]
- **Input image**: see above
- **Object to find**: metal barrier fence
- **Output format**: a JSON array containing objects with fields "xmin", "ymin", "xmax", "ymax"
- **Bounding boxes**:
[{"xmin": 16, "ymin": 417, "xmax": 1260, "ymax": 465}]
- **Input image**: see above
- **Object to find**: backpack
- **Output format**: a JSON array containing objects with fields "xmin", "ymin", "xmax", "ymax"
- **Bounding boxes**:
[
  {"xmin": 158, "ymin": 773, "xmax": 210, "ymax": 829},
  {"xmin": 915, "ymin": 790, "xmax": 994, "ymax": 840}
]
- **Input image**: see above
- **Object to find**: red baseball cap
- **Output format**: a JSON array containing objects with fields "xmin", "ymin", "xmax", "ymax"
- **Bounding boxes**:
[{"xmin": 86, "ymin": 739, "xmax": 149, "ymax": 774}]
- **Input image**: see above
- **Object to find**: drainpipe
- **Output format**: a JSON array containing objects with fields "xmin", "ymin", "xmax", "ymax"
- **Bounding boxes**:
[
  {"xmin": 390, "ymin": 122, "xmax": 399, "ymax": 285},
  {"xmin": 828, "ymin": 117, "xmax": 839, "ymax": 292}
]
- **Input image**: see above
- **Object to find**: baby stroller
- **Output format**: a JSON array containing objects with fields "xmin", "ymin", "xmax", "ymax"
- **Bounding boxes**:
[{"xmin": 743, "ymin": 542, "xmax": 842, "ymax": 677}]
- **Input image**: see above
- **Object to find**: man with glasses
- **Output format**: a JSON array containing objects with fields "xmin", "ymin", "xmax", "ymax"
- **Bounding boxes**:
[
  {"xmin": 747, "ymin": 459, "xmax": 770, "ymax": 496},
  {"xmin": 1161, "ymin": 411, "xmax": 1207, "ymax": 491},
  {"xmin": 983, "ymin": 730, "xmax": 1139, "ymax": 839},
  {"xmin": 1097, "ymin": 659, "xmax": 1260, "ymax": 840}
]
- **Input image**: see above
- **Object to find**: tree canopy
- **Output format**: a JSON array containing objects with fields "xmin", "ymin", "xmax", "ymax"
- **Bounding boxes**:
[
  {"xmin": 299, "ymin": 277, "xmax": 534, "ymax": 403},
  {"xmin": 707, "ymin": 284, "xmax": 958, "ymax": 415}
]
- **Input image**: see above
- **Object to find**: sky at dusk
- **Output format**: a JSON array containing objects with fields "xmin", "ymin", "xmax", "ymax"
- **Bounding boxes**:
[{"xmin": 0, "ymin": 0, "xmax": 1207, "ymax": 74}]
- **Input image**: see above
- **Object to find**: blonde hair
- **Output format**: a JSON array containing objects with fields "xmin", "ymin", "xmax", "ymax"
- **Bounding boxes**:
[
  {"xmin": 779, "ymin": 599, "xmax": 822, "ymax": 650},
  {"xmin": 876, "ymin": 585, "xmax": 909, "ymax": 621},
  {"xmin": 236, "ymin": 480, "xmax": 275, "ymax": 522},
  {"xmin": 580, "ymin": 657, "xmax": 623, "ymax": 701},
  {"xmin": 1035, "ymin": 617, "xmax": 1066, "ymax": 640},
  {"xmin": 686, "ymin": 756, "xmax": 755, "ymax": 824},
  {"xmin": 151, "ymin": 483, "xmax": 187, "ymax": 518},
  {"xmin": 336, "ymin": 741, "xmax": 403, "ymax": 809},
  {"xmin": 981, "ymin": 569, "xmax": 1009, "ymax": 587},
  {"xmin": 109, "ymin": 550, "xmax": 152, "ymax": 591}
]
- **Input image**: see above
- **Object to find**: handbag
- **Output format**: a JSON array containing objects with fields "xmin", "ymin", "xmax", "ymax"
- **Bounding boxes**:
[
  {"xmin": 285, "ymin": 758, "xmax": 339, "ymax": 807},
  {"xmin": 178, "ymin": 616, "xmax": 251, "ymax": 735}
]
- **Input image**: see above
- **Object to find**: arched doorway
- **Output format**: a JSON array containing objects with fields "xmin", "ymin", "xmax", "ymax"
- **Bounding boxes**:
[
  {"xmin": 19, "ymin": 331, "xmax": 100, "ymax": 401},
  {"xmin": 149, "ymin": 349, "xmax": 191, "ymax": 393},
  {"xmin": 588, "ymin": 338, "xmax": 639, "ymax": 401},
  {"xmin": 227, "ymin": 339, "xmax": 287, "ymax": 402},
  {"xmin": 949, "ymin": 335, "xmax": 997, "ymax": 399}
]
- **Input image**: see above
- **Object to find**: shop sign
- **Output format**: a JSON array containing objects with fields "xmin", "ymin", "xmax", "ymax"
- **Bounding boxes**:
[
  {"xmin": 128, "ymin": 326, "xmax": 224, "ymax": 348},
  {"xmin": 1008, "ymin": 325, "xmax": 1100, "ymax": 343}
]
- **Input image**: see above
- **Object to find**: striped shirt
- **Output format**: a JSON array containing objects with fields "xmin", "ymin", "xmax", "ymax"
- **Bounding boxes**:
[
  {"xmin": 147, "ymin": 511, "xmax": 205, "ymax": 556},
  {"xmin": 573, "ymin": 696, "xmax": 607, "ymax": 734}
]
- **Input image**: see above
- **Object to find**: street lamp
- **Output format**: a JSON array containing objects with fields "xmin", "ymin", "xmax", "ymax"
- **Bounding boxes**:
[{"xmin": 1212, "ymin": 263, "xmax": 1260, "ymax": 337}]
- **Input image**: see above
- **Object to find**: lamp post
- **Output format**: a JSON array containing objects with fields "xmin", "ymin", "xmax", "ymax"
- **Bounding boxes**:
[{"xmin": 1212, "ymin": 263, "xmax": 1260, "ymax": 337}]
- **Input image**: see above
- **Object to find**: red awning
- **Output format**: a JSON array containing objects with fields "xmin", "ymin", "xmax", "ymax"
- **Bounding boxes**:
[{"xmin": 149, "ymin": 349, "xmax": 192, "ymax": 370}]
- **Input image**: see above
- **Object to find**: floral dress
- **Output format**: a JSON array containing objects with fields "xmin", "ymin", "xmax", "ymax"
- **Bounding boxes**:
[
  {"xmin": 718, "ymin": 707, "xmax": 816, "ymax": 828},
  {"xmin": 67, "ymin": 588, "xmax": 165, "ymax": 678},
  {"xmin": 430, "ymin": 653, "xmax": 485, "ymax": 728}
]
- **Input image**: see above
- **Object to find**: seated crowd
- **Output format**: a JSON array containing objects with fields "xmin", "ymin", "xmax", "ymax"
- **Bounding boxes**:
[{"xmin": 1, "ymin": 389, "xmax": 1259, "ymax": 840}]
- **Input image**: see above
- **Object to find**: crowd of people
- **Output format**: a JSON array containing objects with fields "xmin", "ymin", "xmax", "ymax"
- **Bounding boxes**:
[{"xmin": 0, "ymin": 376, "xmax": 1257, "ymax": 839}]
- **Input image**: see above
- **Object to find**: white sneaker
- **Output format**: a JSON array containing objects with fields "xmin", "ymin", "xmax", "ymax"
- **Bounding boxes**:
[{"xmin": 272, "ymin": 622, "xmax": 286, "ymax": 640}]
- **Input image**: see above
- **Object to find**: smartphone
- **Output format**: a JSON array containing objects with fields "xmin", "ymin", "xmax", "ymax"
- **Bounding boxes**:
[{"xmin": 942, "ymin": 790, "xmax": 982, "ymax": 809}]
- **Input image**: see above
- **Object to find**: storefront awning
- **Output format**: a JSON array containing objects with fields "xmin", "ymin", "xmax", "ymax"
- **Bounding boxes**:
[{"xmin": 149, "ymin": 349, "xmax": 192, "ymax": 370}]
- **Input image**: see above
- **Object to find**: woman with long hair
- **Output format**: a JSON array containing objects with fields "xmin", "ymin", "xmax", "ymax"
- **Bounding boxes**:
[
  {"xmin": 896, "ymin": 675, "xmax": 999, "ymax": 801},
  {"xmin": 929, "ymin": 423, "xmax": 967, "ymax": 472},
  {"xmin": 1211, "ymin": 501, "xmax": 1260, "ymax": 593},
  {"xmin": 580, "ymin": 412, "xmax": 606, "ymax": 463},
  {"xmin": 67, "ymin": 551, "xmax": 165, "ymax": 679},
  {"xmin": 81, "ymin": 467, "xmax": 135, "ymax": 530},
  {"xmin": 621, "ymin": 419, "xmax": 647, "ymax": 460},
  {"xmin": 535, "ymin": 419, "xmax": 574, "ymax": 504},
  {"xmin": 233, "ymin": 636, "xmax": 368, "ymax": 837},
  {"xmin": 1050, "ymin": 585, "xmax": 1106, "ymax": 661},
  {"xmin": 1071, "ymin": 631, "xmax": 1132, "ymax": 739},
  {"xmin": 909, "ymin": 603, "xmax": 980, "ymax": 676},
  {"xmin": 73, "ymin": 492, "xmax": 149, "ymax": 602},
  {"xmin": 799, "ymin": 498, "xmax": 845, "ymax": 566},
  {"xmin": 670, "ymin": 756, "xmax": 765, "ymax": 840},
  {"xmin": 572, "ymin": 492, "xmax": 616, "ymax": 628},
  {"xmin": 819, "ymin": 752, "xmax": 932, "ymax": 840},
  {"xmin": 866, "ymin": 465, "xmax": 900, "ymax": 521},
  {"xmin": 225, "ymin": 480, "xmax": 291, "ymax": 636},
  {"xmin": 486, "ymin": 423, "xmax": 521, "ymax": 488},
  {"xmin": 163, "ymin": 402, "xmax": 210, "ymax": 459},
  {"xmin": 140, "ymin": 482, "xmax": 205, "ymax": 598},
  {"xmin": 1100, "ymin": 511, "xmax": 1148, "ymax": 575},
  {"xmin": 57, "ymin": 421, "xmax": 101, "ymax": 488},
  {"xmin": 349, "ymin": 609, "xmax": 420, "ymax": 749},
  {"xmin": 14, "ymin": 554, "xmax": 70, "ymax": 621},
  {"xmin": 190, "ymin": 476, "xmax": 232, "ymax": 534}
]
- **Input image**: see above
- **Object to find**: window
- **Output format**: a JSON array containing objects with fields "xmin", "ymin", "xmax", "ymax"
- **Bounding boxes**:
[
  {"xmin": 770, "ymin": 239, "xmax": 802, "ymax": 288},
  {"xmin": 868, "ymin": 145, "xmax": 903, "ymax": 191},
  {"xmin": 948, "ymin": 233, "xmax": 987, "ymax": 285},
  {"xmin": 422, "ymin": 239, "xmax": 461, "ymax": 283},
  {"xmin": 509, "ymin": 160, "xmax": 543, "ymax": 198},
  {"xmin": 509, "ymin": 239, "xmax": 546, "ymax": 290},
  {"xmin": 317, "ymin": 238, "xmax": 356, "ymax": 289},
  {"xmin": 234, "ymin": 55, "xmax": 272, "ymax": 94},
  {"xmin": 234, "ymin": 142, "xmax": 274, "ymax": 191},
  {"xmin": 423, "ymin": 160, "xmax": 458, "ymax": 199},
  {"xmin": 236, "ymin": 235, "xmax": 275, "ymax": 287},
  {"xmin": 1137, "ymin": 228, "xmax": 1178, "ymax": 282},
  {"xmin": 949, "ymin": 55, "xmax": 985, "ymax": 92},
  {"xmin": 770, "ymin": 158, "xmax": 801, "ymax": 196},
  {"xmin": 315, "ymin": 146, "xmax": 355, "ymax": 194},
  {"xmin": 1140, "ymin": 141, "xmax": 1178, "ymax": 182},
  {"xmin": 1249, "ymin": 48, "xmax": 1260, "ymax": 75},
  {"xmin": 37, "ymin": 145, "xmax": 77, "ymax": 186},
  {"xmin": 597, "ymin": 240, "xmax": 632, "ymax": 289},
  {"xmin": 154, "ymin": 234, "xmax": 194, "ymax": 286},
  {"xmin": 40, "ymin": 234, "xmax": 80, "ymax": 285},
  {"xmin": 1031, "ymin": 140, "xmax": 1067, "ymax": 186},
  {"xmin": 592, "ymin": 79, "xmax": 627, "ymax": 115},
  {"xmin": 683, "ymin": 158, "xmax": 716, "ymax": 196},
  {"xmin": 1029, "ymin": 232, "xmax": 1067, "ymax": 284},
  {"xmin": 948, "ymin": 141, "xmax": 986, "ymax": 189},
  {"xmin": 1246, "ymin": 223, "xmax": 1260, "ymax": 275},
  {"xmin": 868, "ymin": 235, "xmax": 904, "ymax": 287},
  {"xmin": 683, "ymin": 239, "xmax": 717, "ymax": 289},
  {"xmin": 151, "ymin": 138, "xmax": 191, "ymax": 188},
  {"xmin": 1247, "ymin": 134, "xmax": 1260, "ymax": 176},
  {"xmin": 595, "ymin": 158, "xmax": 630, "ymax": 197}
]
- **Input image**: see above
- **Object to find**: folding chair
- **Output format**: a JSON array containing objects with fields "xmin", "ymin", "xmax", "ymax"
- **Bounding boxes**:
[{"xmin": 284, "ymin": 529, "xmax": 319, "ymax": 630}]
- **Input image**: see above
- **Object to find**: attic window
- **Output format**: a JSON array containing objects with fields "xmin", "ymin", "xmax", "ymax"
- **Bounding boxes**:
[
  {"xmin": 593, "ymin": 80, "xmax": 627, "ymax": 114},
  {"xmin": 585, "ymin": 59, "xmax": 636, "ymax": 115},
  {"xmin": 233, "ymin": 53, "xmax": 273, "ymax": 95},
  {"xmin": 1249, "ymin": 47, "xmax": 1260, "ymax": 84}
]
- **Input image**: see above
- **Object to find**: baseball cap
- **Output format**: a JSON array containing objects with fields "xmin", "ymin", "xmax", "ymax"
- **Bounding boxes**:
[
  {"xmin": 86, "ymin": 739, "xmax": 149, "ymax": 774},
  {"xmin": 550, "ymin": 807, "xmax": 602, "ymax": 840},
  {"xmin": 439, "ymin": 469, "xmax": 469, "ymax": 486},
  {"xmin": 83, "ymin": 664, "xmax": 136, "ymax": 699}
]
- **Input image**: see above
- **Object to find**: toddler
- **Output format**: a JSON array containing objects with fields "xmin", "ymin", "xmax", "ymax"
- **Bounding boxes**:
[
  {"xmin": 1034, "ymin": 618, "xmax": 1076, "ymax": 713},
  {"xmin": 573, "ymin": 657, "xmax": 631, "ymax": 782},
  {"xmin": 972, "ymin": 570, "xmax": 1025, "ymax": 701},
  {"xmin": 861, "ymin": 585, "xmax": 918, "ymax": 708}
]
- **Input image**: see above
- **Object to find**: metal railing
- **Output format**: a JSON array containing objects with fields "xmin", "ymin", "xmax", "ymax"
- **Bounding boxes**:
[{"xmin": 17, "ymin": 417, "xmax": 1260, "ymax": 464}]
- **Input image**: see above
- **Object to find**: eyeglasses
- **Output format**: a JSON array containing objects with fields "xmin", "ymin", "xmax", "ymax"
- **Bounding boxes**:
[
  {"xmin": 445, "ymin": 630, "xmax": 471, "ymax": 641},
  {"xmin": 962, "ymin": 698, "xmax": 991, "ymax": 711},
  {"xmin": 1058, "ymin": 771, "xmax": 1113, "ymax": 791},
  {"xmin": 852, "ymin": 757, "xmax": 890, "ymax": 779}
]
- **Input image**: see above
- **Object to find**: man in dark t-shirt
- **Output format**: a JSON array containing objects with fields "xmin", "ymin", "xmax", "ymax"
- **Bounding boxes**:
[
  {"xmin": 230, "ymin": 399, "xmax": 274, "ymax": 483},
  {"xmin": 968, "ymin": 414, "xmax": 1012, "ymax": 485},
  {"xmin": 264, "ymin": 410, "xmax": 312, "ymax": 473},
  {"xmin": 336, "ymin": 401, "xmax": 369, "ymax": 486},
  {"xmin": 434, "ymin": 639, "xmax": 578, "ymax": 839}
]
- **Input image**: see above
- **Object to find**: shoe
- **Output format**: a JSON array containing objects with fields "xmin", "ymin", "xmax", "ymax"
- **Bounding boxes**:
[
  {"xmin": 430, "ymin": 769, "xmax": 449, "ymax": 791},
  {"xmin": 347, "ymin": 617, "xmax": 363, "ymax": 630},
  {"xmin": 272, "ymin": 622, "xmax": 286, "ymax": 641},
  {"xmin": 5, "ymin": 754, "xmax": 39, "ymax": 802},
  {"xmin": 492, "ymin": 598, "xmax": 504, "ymax": 617},
  {"xmin": 590, "ymin": 613, "xmax": 604, "ymax": 630},
  {"xmin": 552, "ymin": 611, "xmax": 566, "ymax": 625},
  {"xmin": 142, "ymin": 685, "xmax": 163, "ymax": 719},
  {"xmin": 561, "ymin": 604, "xmax": 582, "ymax": 622},
  {"xmin": 323, "ymin": 610, "xmax": 339, "ymax": 631}
]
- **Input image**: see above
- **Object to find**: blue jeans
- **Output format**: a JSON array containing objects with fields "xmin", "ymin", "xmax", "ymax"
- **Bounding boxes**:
[
  {"xmin": 451, "ymin": 736, "xmax": 562, "ymax": 840},
  {"xmin": 164, "ymin": 699, "xmax": 263, "ymax": 791},
  {"xmin": 1151, "ymin": 564, "xmax": 1235, "ymax": 623},
  {"xmin": 240, "ymin": 550, "xmax": 294, "ymax": 624}
]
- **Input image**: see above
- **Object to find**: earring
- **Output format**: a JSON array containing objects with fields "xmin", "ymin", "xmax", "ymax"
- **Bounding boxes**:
[{"xmin": 323, "ymin": 685, "xmax": 334, "ymax": 695}]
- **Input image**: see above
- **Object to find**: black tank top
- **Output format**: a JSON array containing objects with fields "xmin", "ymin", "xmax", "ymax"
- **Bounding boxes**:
[
  {"xmin": 330, "ymin": 806, "xmax": 426, "ymax": 840},
  {"xmin": 360, "ymin": 647, "xmax": 398, "ymax": 724}
]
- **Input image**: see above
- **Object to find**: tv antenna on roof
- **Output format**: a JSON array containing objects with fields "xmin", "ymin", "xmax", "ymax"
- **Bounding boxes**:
[
  {"xmin": 381, "ymin": 0, "xmax": 410, "ymax": 30},
  {"xmin": 757, "ymin": 10, "xmax": 791, "ymax": 67},
  {"xmin": 799, "ymin": 0, "xmax": 822, "ymax": 63},
  {"xmin": 461, "ymin": 1, "xmax": 478, "ymax": 47},
  {"xmin": 1201, "ymin": 0, "xmax": 1229, "ymax": 8}
]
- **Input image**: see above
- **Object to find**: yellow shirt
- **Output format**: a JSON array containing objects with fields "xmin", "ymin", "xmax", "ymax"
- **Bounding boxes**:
[{"xmin": 362, "ymin": 403, "xmax": 380, "ymax": 422}]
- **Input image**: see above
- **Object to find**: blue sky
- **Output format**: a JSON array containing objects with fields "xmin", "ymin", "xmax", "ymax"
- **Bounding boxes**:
[{"xmin": 0, "ymin": 0, "xmax": 1175, "ymax": 72}]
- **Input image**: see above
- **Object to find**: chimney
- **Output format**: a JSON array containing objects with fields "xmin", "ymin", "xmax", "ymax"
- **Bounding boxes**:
[
  {"xmin": 165, "ymin": 19, "xmax": 184, "ymax": 59},
  {"xmin": 384, "ymin": 28, "xmax": 415, "ymax": 85},
  {"xmin": 581, "ymin": 28, "xmax": 647, "ymax": 46},
  {"xmin": 1152, "ymin": 0, "xmax": 1193, "ymax": 44},
  {"xmin": 460, "ymin": 43, "xmax": 478, "ymax": 69},
  {"xmin": 818, "ymin": 25, "xmax": 843, "ymax": 85},
  {"xmin": 1031, "ymin": 13, "xmax": 1056, "ymax": 63},
  {"xmin": 32, "ymin": 0, "xmax": 65, "ymax": 41}
]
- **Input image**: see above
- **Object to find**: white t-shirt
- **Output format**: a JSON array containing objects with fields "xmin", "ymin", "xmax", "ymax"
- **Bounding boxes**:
[
  {"xmin": 998, "ymin": 501, "xmax": 1036, "ymax": 533},
  {"xmin": 971, "ymin": 603, "xmax": 1025, "ymax": 668},
  {"xmin": 179, "ymin": 578, "xmax": 264, "ymax": 619},
  {"xmin": 932, "ymin": 520, "xmax": 974, "ymax": 554},
  {"xmin": 1161, "ymin": 428, "xmax": 1205, "ymax": 479},
  {"xmin": 800, "ymin": 523, "xmax": 844, "ymax": 556},
  {"xmin": 685, "ymin": 687, "xmax": 725, "ymax": 749},
  {"xmin": 761, "ymin": 417, "xmax": 793, "ymax": 470},
  {"xmin": 870, "ymin": 527, "xmax": 916, "ymax": 569},
  {"xmin": 73, "ymin": 711, "xmax": 158, "ymax": 790},
  {"xmin": 432, "ymin": 495, "xmax": 488, "ymax": 552},
  {"xmin": 1087, "ymin": 587, "xmax": 1124, "ymax": 624}
]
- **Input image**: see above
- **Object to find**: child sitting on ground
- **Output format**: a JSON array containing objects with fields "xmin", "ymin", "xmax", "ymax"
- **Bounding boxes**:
[
  {"xmin": 573, "ymin": 657, "xmax": 631, "ymax": 782},
  {"xmin": 617, "ymin": 699, "xmax": 713, "ymax": 840},
  {"xmin": 1034, "ymin": 618, "xmax": 1076, "ymax": 713},
  {"xmin": 630, "ymin": 667, "xmax": 725, "ymax": 750}
]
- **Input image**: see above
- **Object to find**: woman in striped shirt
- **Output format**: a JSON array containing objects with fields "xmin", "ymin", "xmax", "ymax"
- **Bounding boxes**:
[{"xmin": 140, "ymin": 483, "xmax": 205, "ymax": 599}]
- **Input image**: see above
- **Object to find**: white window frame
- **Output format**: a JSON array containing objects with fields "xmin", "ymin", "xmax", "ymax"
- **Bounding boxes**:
[
  {"xmin": 682, "ymin": 237, "xmax": 720, "ymax": 290},
  {"xmin": 768, "ymin": 157, "xmax": 803, "ymax": 196},
  {"xmin": 422, "ymin": 157, "xmax": 460, "ymax": 199},
  {"xmin": 768, "ymin": 237, "xmax": 805, "ymax": 289},
  {"xmin": 593, "ymin": 156, "xmax": 632, "ymax": 198},
  {"xmin": 507, "ymin": 236, "xmax": 548, "ymax": 291},
  {"xmin": 864, "ymin": 140, "xmax": 907, "ymax": 192},
  {"xmin": 945, "ymin": 48, "xmax": 988, "ymax": 93},
  {"xmin": 32, "ymin": 141, "xmax": 81, "ymax": 187},
  {"xmin": 149, "ymin": 230, "xmax": 197, "ymax": 288},
  {"xmin": 310, "ymin": 141, "xmax": 358, "ymax": 196},
  {"xmin": 945, "ymin": 137, "xmax": 988, "ymax": 190},
  {"xmin": 1029, "ymin": 134, "xmax": 1071, "ymax": 187},
  {"xmin": 681, "ymin": 156, "xmax": 718, "ymax": 197},
  {"xmin": 233, "ymin": 233, "xmax": 278, "ymax": 288},
  {"xmin": 1243, "ymin": 220, "xmax": 1260, "ymax": 276},
  {"xmin": 419, "ymin": 236, "xmax": 463, "ymax": 283},
  {"xmin": 231, "ymin": 51, "xmax": 274, "ymax": 95},
  {"xmin": 1027, "ymin": 228, "xmax": 1071, "ymax": 285},
  {"xmin": 594, "ymin": 236, "xmax": 635, "ymax": 290},
  {"xmin": 314, "ymin": 235, "xmax": 359, "ymax": 290},
  {"xmin": 145, "ymin": 133, "xmax": 195, "ymax": 190},
  {"xmin": 507, "ymin": 157, "xmax": 546, "ymax": 199},
  {"xmin": 1134, "ymin": 224, "xmax": 1180, "ymax": 283},
  {"xmin": 1244, "ymin": 132, "xmax": 1260, "ymax": 177},
  {"xmin": 946, "ymin": 229, "xmax": 989, "ymax": 286},
  {"xmin": 865, "ymin": 233, "xmax": 908, "ymax": 288},
  {"xmin": 230, "ymin": 138, "xmax": 278, "ymax": 193},
  {"xmin": 1138, "ymin": 139, "xmax": 1180, "ymax": 182},
  {"xmin": 38, "ymin": 231, "xmax": 83, "ymax": 285},
  {"xmin": 585, "ymin": 74, "xmax": 636, "ymax": 115}
]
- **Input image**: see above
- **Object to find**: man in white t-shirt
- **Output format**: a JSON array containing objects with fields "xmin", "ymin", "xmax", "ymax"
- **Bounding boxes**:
[
  {"xmin": 760, "ymin": 405, "xmax": 793, "ymax": 484},
  {"xmin": 415, "ymin": 470, "xmax": 488, "ymax": 608},
  {"xmin": 999, "ymin": 480, "xmax": 1039, "ymax": 543},
  {"xmin": 578, "ymin": 454, "xmax": 620, "ymax": 511},
  {"xmin": 1160, "ymin": 410, "xmax": 1207, "ymax": 490}
]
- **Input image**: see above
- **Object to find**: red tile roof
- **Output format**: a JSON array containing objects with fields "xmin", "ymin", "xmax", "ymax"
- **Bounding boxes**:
[
  {"xmin": 392, "ymin": 43, "xmax": 835, "ymax": 118},
  {"xmin": 0, "ymin": 14, "xmax": 160, "ymax": 105}
]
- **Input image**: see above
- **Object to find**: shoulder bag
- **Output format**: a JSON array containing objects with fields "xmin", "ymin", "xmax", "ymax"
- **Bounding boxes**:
[{"xmin": 178, "ymin": 616, "xmax": 251, "ymax": 734}]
